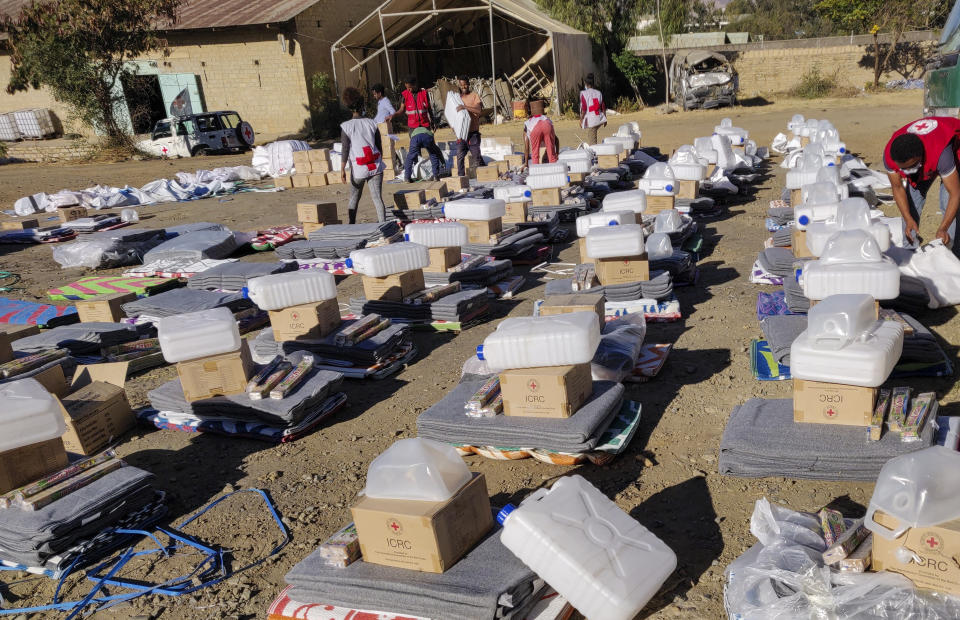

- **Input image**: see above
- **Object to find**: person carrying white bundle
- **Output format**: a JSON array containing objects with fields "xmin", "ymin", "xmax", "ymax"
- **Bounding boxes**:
[{"xmin": 339, "ymin": 87, "xmax": 386, "ymax": 224}]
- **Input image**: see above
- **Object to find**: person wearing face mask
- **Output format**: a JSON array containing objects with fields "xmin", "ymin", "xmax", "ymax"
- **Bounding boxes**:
[{"xmin": 884, "ymin": 117, "xmax": 960, "ymax": 252}]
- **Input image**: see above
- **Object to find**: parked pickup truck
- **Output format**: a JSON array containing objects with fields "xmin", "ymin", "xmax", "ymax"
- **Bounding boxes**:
[{"xmin": 137, "ymin": 111, "xmax": 255, "ymax": 158}]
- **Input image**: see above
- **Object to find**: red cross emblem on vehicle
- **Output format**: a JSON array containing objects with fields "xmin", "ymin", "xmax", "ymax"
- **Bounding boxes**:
[
  {"xmin": 356, "ymin": 146, "xmax": 381, "ymax": 170},
  {"xmin": 588, "ymin": 98, "xmax": 602, "ymax": 115},
  {"xmin": 243, "ymin": 126, "xmax": 253, "ymax": 141},
  {"xmin": 161, "ymin": 146, "xmax": 168, "ymax": 155},
  {"xmin": 527, "ymin": 379, "xmax": 538, "ymax": 391}
]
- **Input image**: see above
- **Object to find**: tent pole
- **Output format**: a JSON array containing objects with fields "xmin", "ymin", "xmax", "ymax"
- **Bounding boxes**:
[
  {"xmin": 488, "ymin": 0, "xmax": 496, "ymax": 123},
  {"xmin": 378, "ymin": 9, "xmax": 395, "ymax": 88}
]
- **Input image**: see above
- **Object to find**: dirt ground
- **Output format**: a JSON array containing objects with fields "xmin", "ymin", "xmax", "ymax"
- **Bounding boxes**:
[{"xmin": 0, "ymin": 88, "xmax": 955, "ymax": 619}]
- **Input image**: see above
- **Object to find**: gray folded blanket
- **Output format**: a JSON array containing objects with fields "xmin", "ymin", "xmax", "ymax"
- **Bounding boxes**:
[
  {"xmin": 122, "ymin": 288, "xmax": 251, "ymax": 319},
  {"xmin": 12, "ymin": 322, "xmax": 145, "ymax": 355},
  {"xmin": 148, "ymin": 360, "xmax": 343, "ymax": 426},
  {"xmin": 782, "ymin": 275, "xmax": 809, "ymax": 313},
  {"xmin": 718, "ymin": 398, "xmax": 934, "ymax": 480},
  {"xmin": 758, "ymin": 248, "xmax": 811, "ymax": 277},
  {"xmin": 285, "ymin": 527, "xmax": 539, "ymax": 620},
  {"xmin": 423, "ymin": 258, "xmax": 513, "ymax": 288},
  {"xmin": 417, "ymin": 374, "xmax": 624, "ymax": 453},
  {"xmin": 544, "ymin": 270, "xmax": 673, "ymax": 301},
  {"xmin": 143, "ymin": 230, "xmax": 237, "ymax": 264},
  {"xmin": 772, "ymin": 227, "xmax": 793, "ymax": 247},
  {"xmin": 186, "ymin": 261, "xmax": 296, "ymax": 291},
  {"xmin": 767, "ymin": 206, "xmax": 793, "ymax": 225},
  {"xmin": 347, "ymin": 289, "xmax": 489, "ymax": 322},
  {"xmin": 250, "ymin": 322, "xmax": 410, "ymax": 365},
  {"xmin": 759, "ymin": 314, "xmax": 807, "ymax": 366}
]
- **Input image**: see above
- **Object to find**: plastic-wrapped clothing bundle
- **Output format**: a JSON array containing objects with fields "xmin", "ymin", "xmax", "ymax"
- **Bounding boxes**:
[
  {"xmin": 142, "ymin": 230, "xmax": 237, "ymax": 264},
  {"xmin": 591, "ymin": 313, "xmax": 647, "ymax": 382},
  {"xmin": 52, "ymin": 228, "xmax": 167, "ymax": 269}
]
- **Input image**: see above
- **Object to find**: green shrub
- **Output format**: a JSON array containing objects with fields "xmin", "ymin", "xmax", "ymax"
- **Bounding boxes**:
[
  {"xmin": 309, "ymin": 72, "xmax": 349, "ymax": 138},
  {"xmin": 788, "ymin": 66, "xmax": 856, "ymax": 99}
]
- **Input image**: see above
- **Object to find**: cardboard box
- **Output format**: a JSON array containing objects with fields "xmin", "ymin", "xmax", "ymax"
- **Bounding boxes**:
[
  {"xmin": 308, "ymin": 148, "xmax": 331, "ymax": 163},
  {"xmin": 0, "ymin": 324, "xmax": 40, "ymax": 340},
  {"xmin": 362, "ymin": 269, "xmax": 425, "ymax": 302},
  {"xmin": 578, "ymin": 237, "xmax": 589, "ymax": 265},
  {"xmin": 292, "ymin": 174, "xmax": 311, "ymax": 188},
  {"xmin": 569, "ymin": 172, "xmax": 586, "ymax": 184},
  {"xmin": 462, "ymin": 218, "xmax": 503, "ymax": 244},
  {"xmin": 597, "ymin": 154, "xmax": 621, "ymax": 168},
  {"xmin": 274, "ymin": 176, "xmax": 294, "ymax": 188},
  {"xmin": 2, "ymin": 218, "xmax": 39, "ymax": 230},
  {"xmin": 394, "ymin": 190, "xmax": 425, "ymax": 209},
  {"xmin": 382, "ymin": 168, "xmax": 396, "ymax": 181},
  {"xmin": 424, "ymin": 246, "xmax": 461, "ymax": 273},
  {"xmin": 308, "ymin": 174, "xmax": 328, "ymax": 187},
  {"xmin": 476, "ymin": 166, "xmax": 500, "ymax": 182},
  {"xmin": 792, "ymin": 227, "xmax": 814, "ymax": 258},
  {"xmin": 531, "ymin": 187, "xmax": 561, "ymax": 206},
  {"xmin": 311, "ymin": 160, "xmax": 333, "ymax": 174},
  {"xmin": 302, "ymin": 221, "xmax": 341, "ymax": 238},
  {"xmin": 790, "ymin": 188, "xmax": 803, "ymax": 207},
  {"xmin": 57, "ymin": 363, "xmax": 134, "ymax": 455},
  {"xmin": 268, "ymin": 299, "xmax": 341, "ymax": 342},
  {"xmin": 449, "ymin": 176, "xmax": 470, "ymax": 191},
  {"xmin": 871, "ymin": 510, "xmax": 960, "ymax": 596},
  {"xmin": 793, "ymin": 378, "xmax": 877, "ymax": 426},
  {"xmin": 74, "ymin": 292, "xmax": 136, "ymax": 324},
  {"xmin": 500, "ymin": 363, "xmax": 593, "ymax": 418},
  {"xmin": 594, "ymin": 255, "xmax": 650, "ymax": 286},
  {"xmin": 495, "ymin": 161, "xmax": 509, "ymax": 174},
  {"xmin": 503, "ymin": 202, "xmax": 528, "ymax": 224},
  {"xmin": 176, "ymin": 341, "xmax": 253, "ymax": 403},
  {"xmin": 645, "ymin": 195, "xmax": 676, "ymax": 214},
  {"xmin": 292, "ymin": 150, "xmax": 312, "ymax": 170},
  {"xmin": 422, "ymin": 182, "xmax": 448, "ymax": 202},
  {"xmin": 58, "ymin": 206, "xmax": 88, "ymax": 224},
  {"xmin": 539, "ymin": 294, "xmax": 605, "ymax": 330},
  {"xmin": 297, "ymin": 202, "xmax": 339, "ymax": 224},
  {"xmin": 505, "ymin": 154, "xmax": 524, "ymax": 169},
  {"xmin": 325, "ymin": 171, "xmax": 345, "ymax": 185},
  {"xmin": 677, "ymin": 179, "xmax": 699, "ymax": 199},
  {"xmin": 0, "ymin": 332, "xmax": 12, "ymax": 364},
  {"xmin": 0, "ymin": 437, "xmax": 69, "ymax": 495},
  {"xmin": 352, "ymin": 473, "xmax": 493, "ymax": 573},
  {"xmin": 810, "ymin": 298, "xmax": 880, "ymax": 318}
]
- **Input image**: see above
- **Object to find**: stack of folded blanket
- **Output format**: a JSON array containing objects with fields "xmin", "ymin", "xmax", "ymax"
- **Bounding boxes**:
[
  {"xmin": 718, "ymin": 398, "xmax": 934, "ymax": 480},
  {"xmin": 0, "ymin": 467, "xmax": 165, "ymax": 575},
  {"xmin": 516, "ymin": 213, "xmax": 560, "ymax": 240},
  {"xmin": 285, "ymin": 528, "xmax": 542, "ymax": 620},
  {"xmin": 545, "ymin": 270, "xmax": 674, "ymax": 301},
  {"xmin": 121, "ymin": 288, "xmax": 252, "ymax": 320},
  {"xmin": 12, "ymin": 322, "xmax": 146, "ymax": 356},
  {"xmin": 348, "ymin": 288, "xmax": 489, "ymax": 323},
  {"xmin": 276, "ymin": 238, "xmax": 365, "ymax": 260},
  {"xmin": 390, "ymin": 205, "xmax": 446, "ymax": 222},
  {"xmin": 462, "ymin": 228, "xmax": 545, "ymax": 259},
  {"xmin": 422, "ymin": 258, "xmax": 513, "ymax": 288},
  {"xmin": 251, "ymin": 322, "xmax": 411, "ymax": 366},
  {"xmin": 527, "ymin": 197, "xmax": 590, "ymax": 220},
  {"xmin": 650, "ymin": 250, "xmax": 697, "ymax": 285},
  {"xmin": 767, "ymin": 206, "xmax": 793, "ymax": 227},
  {"xmin": 148, "ymin": 359, "xmax": 344, "ymax": 427},
  {"xmin": 759, "ymin": 314, "xmax": 806, "ymax": 367},
  {"xmin": 417, "ymin": 375, "xmax": 624, "ymax": 453},
  {"xmin": 65, "ymin": 215, "xmax": 122, "ymax": 233},
  {"xmin": 772, "ymin": 227, "xmax": 793, "ymax": 247},
  {"xmin": 142, "ymin": 230, "xmax": 237, "ymax": 264},
  {"xmin": 757, "ymin": 248, "xmax": 811, "ymax": 278},
  {"xmin": 186, "ymin": 261, "xmax": 296, "ymax": 291}
]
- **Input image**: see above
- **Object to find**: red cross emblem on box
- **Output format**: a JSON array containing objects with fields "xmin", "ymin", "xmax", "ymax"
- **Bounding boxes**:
[{"xmin": 527, "ymin": 379, "xmax": 539, "ymax": 392}]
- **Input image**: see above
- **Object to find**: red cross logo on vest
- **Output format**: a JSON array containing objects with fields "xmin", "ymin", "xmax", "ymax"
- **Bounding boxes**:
[
  {"xmin": 908, "ymin": 119, "xmax": 938, "ymax": 135},
  {"xmin": 588, "ymin": 98, "xmax": 602, "ymax": 115},
  {"xmin": 356, "ymin": 146, "xmax": 381, "ymax": 171}
]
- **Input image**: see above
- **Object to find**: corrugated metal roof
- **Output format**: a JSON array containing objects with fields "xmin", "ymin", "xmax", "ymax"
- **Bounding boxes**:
[
  {"xmin": 0, "ymin": 0, "xmax": 316, "ymax": 30},
  {"xmin": 333, "ymin": 0, "xmax": 583, "ymax": 53}
]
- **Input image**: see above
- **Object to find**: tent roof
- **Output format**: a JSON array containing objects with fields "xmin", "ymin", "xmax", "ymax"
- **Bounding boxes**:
[
  {"xmin": 0, "ymin": 0, "xmax": 316, "ymax": 31},
  {"xmin": 333, "ymin": 0, "xmax": 583, "ymax": 53}
]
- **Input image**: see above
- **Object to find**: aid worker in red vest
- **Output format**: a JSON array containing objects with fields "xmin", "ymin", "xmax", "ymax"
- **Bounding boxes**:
[
  {"xmin": 884, "ymin": 117, "xmax": 960, "ymax": 253},
  {"xmin": 340, "ymin": 87, "xmax": 386, "ymax": 223},
  {"xmin": 387, "ymin": 75, "xmax": 445, "ymax": 181},
  {"xmin": 579, "ymin": 73, "xmax": 607, "ymax": 146}
]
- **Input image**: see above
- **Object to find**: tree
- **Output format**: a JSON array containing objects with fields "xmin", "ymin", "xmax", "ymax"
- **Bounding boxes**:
[
  {"xmin": 535, "ymin": 0, "xmax": 641, "ymax": 55},
  {"xmin": 612, "ymin": 49, "xmax": 658, "ymax": 105},
  {"xmin": 1, "ymin": 0, "xmax": 179, "ymax": 146}
]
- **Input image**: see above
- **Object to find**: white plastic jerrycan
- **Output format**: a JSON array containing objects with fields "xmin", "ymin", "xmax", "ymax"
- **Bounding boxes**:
[
  {"xmin": 404, "ymin": 222, "xmax": 469, "ymax": 248},
  {"xmin": 602, "ymin": 189, "xmax": 647, "ymax": 215},
  {"xmin": 477, "ymin": 312, "xmax": 600, "ymax": 371},
  {"xmin": 789, "ymin": 294, "xmax": 904, "ymax": 387},
  {"xmin": 590, "ymin": 142, "xmax": 620, "ymax": 157},
  {"xmin": 636, "ymin": 163, "xmax": 677, "ymax": 196},
  {"xmin": 158, "ymin": 306, "xmax": 241, "ymax": 363},
  {"xmin": 585, "ymin": 224, "xmax": 645, "ymax": 259},
  {"xmin": 654, "ymin": 209, "xmax": 684, "ymax": 234},
  {"xmin": 497, "ymin": 475, "xmax": 677, "ymax": 620},
  {"xmin": 493, "ymin": 185, "xmax": 532, "ymax": 203},
  {"xmin": 244, "ymin": 269, "xmax": 337, "ymax": 311},
  {"xmin": 669, "ymin": 146, "xmax": 707, "ymax": 180},
  {"xmin": 363, "ymin": 438, "xmax": 472, "ymax": 502},
  {"xmin": 713, "ymin": 117, "xmax": 747, "ymax": 145},
  {"xmin": 866, "ymin": 446, "xmax": 960, "ymax": 540},
  {"xmin": 0, "ymin": 378, "xmax": 67, "ymax": 452},
  {"xmin": 799, "ymin": 230, "xmax": 901, "ymax": 300},
  {"xmin": 442, "ymin": 198, "xmax": 506, "ymax": 221},
  {"xmin": 347, "ymin": 242, "xmax": 430, "ymax": 277},
  {"xmin": 576, "ymin": 211, "xmax": 633, "ymax": 237},
  {"xmin": 693, "ymin": 137, "xmax": 718, "ymax": 164}
]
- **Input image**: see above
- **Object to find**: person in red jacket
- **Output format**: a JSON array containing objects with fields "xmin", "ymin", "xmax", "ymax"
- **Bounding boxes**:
[
  {"xmin": 884, "ymin": 117, "xmax": 960, "ymax": 252},
  {"xmin": 387, "ymin": 75, "xmax": 446, "ymax": 181}
]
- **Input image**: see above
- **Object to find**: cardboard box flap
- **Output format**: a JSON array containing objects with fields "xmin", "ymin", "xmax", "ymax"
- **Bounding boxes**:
[
  {"xmin": 60, "ymin": 382, "xmax": 126, "ymax": 422},
  {"xmin": 32, "ymin": 364, "xmax": 69, "ymax": 398},
  {"xmin": 71, "ymin": 362, "xmax": 128, "ymax": 390}
]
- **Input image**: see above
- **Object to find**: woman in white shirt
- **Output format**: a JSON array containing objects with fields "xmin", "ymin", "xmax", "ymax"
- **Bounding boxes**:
[{"xmin": 340, "ymin": 87, "xmax": 387, "ymax": 223}]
